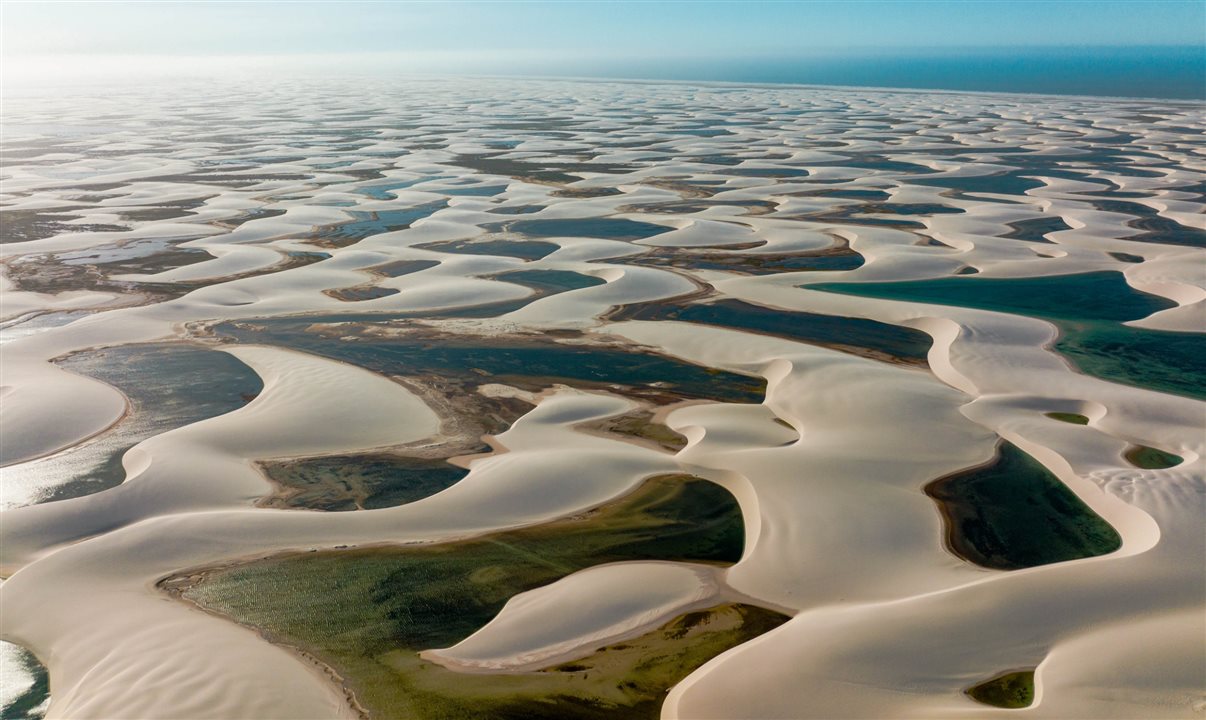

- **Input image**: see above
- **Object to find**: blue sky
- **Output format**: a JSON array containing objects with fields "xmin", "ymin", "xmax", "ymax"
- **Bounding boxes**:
[
  {"xmin": 5, "ymin": 1, "xmax": 1204, "ymax": 56},
  {"xmin": 3, "ymin": 1, "xmax": 1204, "ymax": 96}
]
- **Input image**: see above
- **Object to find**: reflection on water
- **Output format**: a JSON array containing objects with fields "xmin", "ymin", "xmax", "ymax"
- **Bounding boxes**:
[
  {"xmin": 0, "ymin": 311, "xmax": 93, "ymax": 346},
  {"xmin": 1, "ymin": 344, "xmax": 262, "ymax": 509},
  {"xmin": 0, "ymin": 640, "xmax": 49, "ymax": 720}
]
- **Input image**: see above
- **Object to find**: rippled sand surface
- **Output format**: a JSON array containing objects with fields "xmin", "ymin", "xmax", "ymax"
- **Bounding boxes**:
[{"xmin": 1, "ymin": 77, "xmax": 1202, "ymax": 719}]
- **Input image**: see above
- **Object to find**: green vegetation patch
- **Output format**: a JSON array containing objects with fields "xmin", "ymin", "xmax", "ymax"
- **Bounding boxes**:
[
  {"xmin": 325, "ymin": 286, "xmax": 401, "ymax": 302},
  {"xmin": 175, "ymin": 475, "xmax": 773, "ymax": 719},
  {"xmin": 1124, "ymin": 444, "xmax": 1183, "ymax": 470},
  {"xmin": 258, "ymin": 454, "xmax": 468, "ymax": 511},
  {"xmin": 1045, "ymin": 412, "xmax": 1089, "ymax": 425},
  {"xmin": 579, "ymin": 410, "xmax": 689, "ymax": 452},
  {"xmin": 925, "ymin": 442, "xmax": 1121, "ymax": 570},
  {"xmin": 967, "ymin": 669, "xmax": 1036, "ymax": 709},
  {"xmin": 373, "ymin": 603, "xmax": 786, "ymax": 720}
]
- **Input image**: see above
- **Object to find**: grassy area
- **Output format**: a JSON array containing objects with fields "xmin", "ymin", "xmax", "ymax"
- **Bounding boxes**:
[
  {"xmin": 176, "ymin": 475, "xmax": 781, "ymax": 719},
  {"xmin": 258, "ymin": 454, "xmax": 468, "ymax": 511},
  {"xmin": 579, "ymin": 410, "xmax": 688, "ymax": 452},
  {"xmin": 365, "ymin": 603, "xmax": 786, "ymax": 720},
  {"xmin": 966, "ymin": 669, "xmax": 1035, "ymax": 709},
  {"xmin": 926, "ymin": 442, "xmax": 1121, "ymax": 570}
]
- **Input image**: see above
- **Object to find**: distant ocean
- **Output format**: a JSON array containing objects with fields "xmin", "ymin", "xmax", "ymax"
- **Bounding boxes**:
[{"xmin": 561, "ymin": 47, "xmax": 1206, "ymax": 101}]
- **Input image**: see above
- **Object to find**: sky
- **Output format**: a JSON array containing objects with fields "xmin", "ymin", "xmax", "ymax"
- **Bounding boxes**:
[{"xmin": 3, "ymin": 1, "xmax": 1205, "ymax": 97}]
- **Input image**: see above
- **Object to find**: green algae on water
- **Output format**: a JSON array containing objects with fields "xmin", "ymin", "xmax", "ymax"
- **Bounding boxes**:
[
  {"xmin": 1045, "ymin": 412, "xmax": 1089, "ymax": 425},
  {"xmin": 967, "ymin": 669, "xmax": 1035, "ymax": 709}
]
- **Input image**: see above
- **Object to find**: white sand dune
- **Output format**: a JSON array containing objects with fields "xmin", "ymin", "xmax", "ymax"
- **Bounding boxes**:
[
  {"xmin": 1, "ymin": 344, "xmax": 441, "ymax": 564},
  {"xmin": 1, "ymin": 77, "xmax": 1202, "ymax": 720},
  {"xmin": 0, "ymin": 383, "xmax": 688, "ymax": 717},
  {"xmin": 0, "ymin": 356, "xmax": 127, "ymax": 467},
  {"xmin": 423, "ymin": 562, "xmax": 723, "ymax": 672}
]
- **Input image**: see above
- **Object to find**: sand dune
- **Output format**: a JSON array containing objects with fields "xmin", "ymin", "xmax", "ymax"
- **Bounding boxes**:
[{"xmin": 1, "ymin": 76, "xmax": 1201, "ymax": 719}]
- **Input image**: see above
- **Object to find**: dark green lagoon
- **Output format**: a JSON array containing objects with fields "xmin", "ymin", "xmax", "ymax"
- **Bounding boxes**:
[
  {"xmin": 813, "ymin": 271, "xmax": 1205, "ymax": 399},
  {"xmin": 614, "ymin": 298, "xmax": 931, "ymax": 367},
  {"xmin": 926, "ymin": 442, "xmax": 1121, "ymax": 571},
  {"xmin": 492, "ymin": 269, "xmax": 607, "ymax": 294},
  {"xmin": 491, "ymin": 217, "xmax": 671, "ymax": 241}
]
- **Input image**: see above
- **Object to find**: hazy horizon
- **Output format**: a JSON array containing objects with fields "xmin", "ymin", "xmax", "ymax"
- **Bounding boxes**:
[{"xmin": 3, "ymin": 1, "xmax": 1204, "ymax": 99}]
